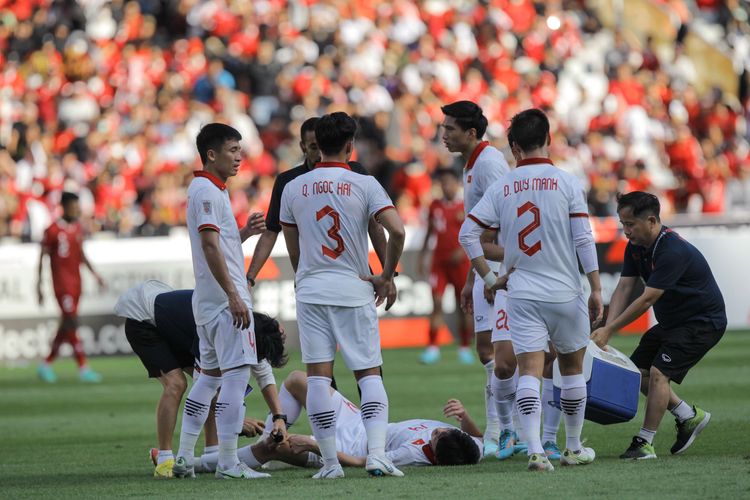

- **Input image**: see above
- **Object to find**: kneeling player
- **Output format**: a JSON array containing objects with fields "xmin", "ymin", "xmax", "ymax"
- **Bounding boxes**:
[
  {"xmin": 115, "ymin": 280, "xmax": 288, "ymax": 478},
  {"xmin": 193, "ymin": 371, "xmax": 482, "ymax": 472}
]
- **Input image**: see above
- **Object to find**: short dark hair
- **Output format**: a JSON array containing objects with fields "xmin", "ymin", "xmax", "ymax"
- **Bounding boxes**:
[
  {"xmin": 300, "ymin": 117, "xmax": 319, "ymax": 137},
  {"xmin": 434, "ymin": 429, "xmax": 481, "ymax": 466},
  {"xmin": 507, "ymin": 108, "xmax": 550, "ymax": 152},
  {"xmin": 253, "ymin": 313, "xmax": 288, "ymax": 368},
  {"xmin": 616, "ymin": 191, "xmax": 661, "ymax": 221},
  {"xmin": 61, "ymin": 192, "xmax": 79, "ymax": 207},
  {"xmin": 441, "ymin": 101, "xmax": 488, "ymax": 139},
  {"xmin": 195, "ymin": 123, "xmax": 241, "ymax": 165},
  {"xmin": 314, "ymin": 112, "xmax": 357, "ymax": 156}
]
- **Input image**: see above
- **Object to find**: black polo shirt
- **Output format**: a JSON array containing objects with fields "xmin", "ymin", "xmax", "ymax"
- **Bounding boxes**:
[
  {"xmin": 621, "ymin": 227, "xmax": 727, "ymax": 330},
  {"xmin": 266, "ymin": 161, "xmax": 369, "ymax": 233}
]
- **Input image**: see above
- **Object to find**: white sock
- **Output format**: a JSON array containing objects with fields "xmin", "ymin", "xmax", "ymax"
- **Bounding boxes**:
[
  {"xmin": 177, "ymin": 373, "xmax": 221, "ymax": 462},
  {"xmin": 216, "ymin": 367, "xmax": 251, "ymax": 470},
  {"xmin": 491, "ymin": 373, "xmax": 516, "ymax": 432},
  {"xmin": 541, "ymin": 377, "xmax": 561, "ymax": 444},
  {"xmin": 670, "ymin": 400, "xmax": 696, "ymax": 422},
  {"xmin": 197, "ymin": 452, "xmax": 217, "ymax": 472},
  {"xmin": 483, "ymin": 360, "xmax": 500, "ymax": 440},
  {"xmin": 238, "ymin": 444, "xmax": 262, "ymax": 468},
  {"xmin": 157, "ymin": 450, "xmax": 173, "ymax": 465},
  {"xmin": 516, "ymin": 375, "xmax": 543, "ymax": 455},
  {"xmin": 560, "ymin": 374, "xmax": 587, "ymax": 451},
  {"xmin": 638, "ymin": 427, "xmax": 656, "ymax": 444},
  {"xmin": 306, "ymin": 376, "xmax": 339, "ymax": 467},
  {"xmin": 263, "ymin": 383, "xmax": 303, "ymax": 435},
  {"xmin": 358, "ymin": 375, "xmax": 389, "ymax": 457}
]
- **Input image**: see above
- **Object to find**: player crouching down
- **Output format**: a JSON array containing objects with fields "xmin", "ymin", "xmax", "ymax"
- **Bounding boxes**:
[{"xmin": 192, "ymin": 371, "xmax": 482, "ymax": 474}]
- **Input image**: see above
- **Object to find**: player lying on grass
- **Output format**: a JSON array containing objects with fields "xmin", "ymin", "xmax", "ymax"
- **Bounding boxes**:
[
  {"xmin": 191, "ymin": 370, "xmax": 482, "ymax": 473},
  {"xmin": 115, "ymin": 280, "xmax": 288, "ymax": 478}
]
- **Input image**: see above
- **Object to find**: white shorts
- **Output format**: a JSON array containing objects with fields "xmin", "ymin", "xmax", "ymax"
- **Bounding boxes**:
[
  {"xmin": 472, "ymin": 274, "xmax": 493, "ymax": 333},
  {"xmin": 491, "ymin": 290, "xmax": 511, "ymax": 343},
  {"xmin": 197, "ymin": 307, "xmax": 258, "ymax": 371},
  {"xmin": 297, "ymin": 301, "xmax": 382, "ymax": 370},
  {"xmin": 507, "ymin": 295, "xmax": 589, "ymax": 355}
]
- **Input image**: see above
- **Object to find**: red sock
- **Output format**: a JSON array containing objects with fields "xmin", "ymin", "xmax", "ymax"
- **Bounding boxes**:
[
  {"xmin": 66, "ymin": 330, "xmax": 88, "ymax": 368},
  {"xmin": 45, "ymin": 329, "xmax": 67, "ymax": 364},
  {"xmin": 427, "ymin": 327, "xmax": 438, "ymax": 346},
  {"xmin": 459, "ymin": 328, "xmax": 471, "ymax": 348}
]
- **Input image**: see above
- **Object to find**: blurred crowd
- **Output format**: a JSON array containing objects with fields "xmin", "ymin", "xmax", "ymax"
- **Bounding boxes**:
[{"xmin": 1, "ymin": 0, "xmax": 750, "ymax": 242}]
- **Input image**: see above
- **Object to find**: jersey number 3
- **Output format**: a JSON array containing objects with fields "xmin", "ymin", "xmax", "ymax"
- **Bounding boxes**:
[
  {"xmin": 316, "ymin": 205, "xmax": 345, "ymax": 259},
  {"xmin": 517, "ymin": 201, "xmax": 541, "ymax": 256}
]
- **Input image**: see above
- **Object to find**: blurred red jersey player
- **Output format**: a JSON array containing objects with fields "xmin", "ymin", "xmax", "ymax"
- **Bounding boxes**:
[
  {"xmin": 36, "ymin": 192, "xmax": 105, "ymax": 383},
  {"xmin": 417, "ymin": 168, "xmax": 473, "ymax": 365}
]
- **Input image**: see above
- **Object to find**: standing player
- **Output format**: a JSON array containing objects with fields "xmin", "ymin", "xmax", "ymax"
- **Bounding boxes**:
[
  {"xmin": 280, "ymin": 112, "xmax": 406, "ymax": 479},
  {"xmin": 417, "ymin": 167, "xmax": 473, "ymax": 365},
  {"xmin": 459, "ymin": 108, "xmax": 604, "ymax": 471},
  {"xmin": 245, "ymin": 117, "xmax": 387, "ymax": 291},
  {"xmin": 173, "ymin": 123, "xmax": 282, "ymax": 480},
  {"xmin": 441, "ymin": 101, "xmax": 510, "ymax": 455},
  {"xmin": 114, "ymin": 280, "xmax": 288, "ymax": 477},
  {"xmin": 591, "ymin": 192, "xmax": 726, "ymax": 460},
  {"xmin": 36, "ymin": 192, "xmax": 105, "ymax": 383}
]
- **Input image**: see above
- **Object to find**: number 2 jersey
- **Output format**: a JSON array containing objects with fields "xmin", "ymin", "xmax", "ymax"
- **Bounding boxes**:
[
  {"xmin": 467, "ymin": 158, "xmax": 592, "ymax": 303},
  {"xmin": 279, "ymin": 162, "xmax": 395, "ymax": 306}
]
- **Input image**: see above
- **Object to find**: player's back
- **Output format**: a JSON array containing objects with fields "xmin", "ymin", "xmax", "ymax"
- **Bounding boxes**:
[
  {"xmin": 280, "ymin": 162, "xmax": 394, "ymax": 307},
  {"xmin": 430, "ymin": 197, "xmax": 465, "ymax": 261},
  {"xmin": 490, "ymin": 159, "xmax": 587, "ymax": 302}
]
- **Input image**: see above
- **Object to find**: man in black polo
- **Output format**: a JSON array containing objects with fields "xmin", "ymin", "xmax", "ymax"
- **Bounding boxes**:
[
  {"xmin": 245, "ymin": 117, "xmax": 387, "ymax": 288},
  {"xmin": 591, "ymin": 191, "xmax": 726, "ymax": 460}
]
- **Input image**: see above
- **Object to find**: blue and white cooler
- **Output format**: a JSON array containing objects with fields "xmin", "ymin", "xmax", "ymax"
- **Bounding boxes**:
[{"xmin": 552, "ymin": 341, "xmax": 641, "ymax": 425}]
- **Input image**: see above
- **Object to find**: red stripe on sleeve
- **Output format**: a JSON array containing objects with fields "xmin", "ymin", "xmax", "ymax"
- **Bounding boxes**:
[
  {"xmin": 279, "ymin": 221, "xmax": 298, "ymax": 227},
  {"xmin": 569, "ymin": 213, "xmax": 589, "ymax": 218},
  {"xmin": 467, "ymin": 214, "xmax": 493, "ymax": 229},
  {"xmin": 198, "ymin": 224, "xmax": 220, "ymax": 232},
  {"xmin": 374, "ymin": 205, "xmax": 396, "ymax": 219}
]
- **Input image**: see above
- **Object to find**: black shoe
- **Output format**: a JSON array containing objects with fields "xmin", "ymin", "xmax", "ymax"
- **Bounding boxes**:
[
  {"xmin": 619, "ymin": 436, "xmax": 657, "ymax": 460},
  {"xmin": 671, "ymin": 406, "xmax": 711, "ymax": 455}
]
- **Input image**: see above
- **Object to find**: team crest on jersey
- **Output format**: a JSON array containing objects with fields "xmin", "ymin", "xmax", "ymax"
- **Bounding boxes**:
[
  {"xmin": 467, "ymin": 175, "xmax": 472, "ymax": 183},
  {"xmin": 411, "ymin": 439, "xmax": 426, "ymax": 445},
  {"xmin": 203, "ymin": 201, "xmax": 212, "ymax": 214}
]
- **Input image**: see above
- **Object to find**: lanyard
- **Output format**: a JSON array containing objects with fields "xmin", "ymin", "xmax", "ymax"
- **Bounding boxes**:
[{"xmin": 650, "ymin": 228, "xmax": 668, "ymax": 270}]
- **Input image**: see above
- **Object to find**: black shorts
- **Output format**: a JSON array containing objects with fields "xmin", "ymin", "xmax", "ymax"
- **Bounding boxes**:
[
  {"xmin": 630, "ymin": 321, "xmax": 725, "ymax": 384},
  {"xmin": 125, "ymin": 319, "xmax": 196, "ymax": 378}
]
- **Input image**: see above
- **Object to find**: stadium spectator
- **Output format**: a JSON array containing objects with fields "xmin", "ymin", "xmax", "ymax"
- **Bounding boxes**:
[
  {"xmin": 591, "ymin": 191, "xmax": 726, "ymax": 460},
  {"xmin": 36, "ymin": 191, "xmax": 105, "ymax": 384}
]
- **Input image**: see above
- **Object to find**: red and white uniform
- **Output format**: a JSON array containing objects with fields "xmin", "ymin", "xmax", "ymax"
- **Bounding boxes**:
[
  {"xmin": 187, "ymin": 170, "xmax": 257, "ymax": 370},
  {"xmin": 427, "ymin": 197, "xmax": 470, "ymax": 296},
  {"xmin": 42, "ymin": 219, "xmax": 84, "ymax": 316},
  {"xmin": 280, "ymin": 162, "xmax": 395, "ymax": 370},
  {"xmin": 462, "ymin": 141, "xmax": 510, "ymax": 332},
  {"xmin": 463, "ymin": 157, "xmax": 597, "ymax": 354}
]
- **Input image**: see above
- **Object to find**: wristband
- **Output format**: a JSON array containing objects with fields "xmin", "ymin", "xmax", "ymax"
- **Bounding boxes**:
[
  {"xmin": 482, "ymin": 270, "xmax": 496, "ymax": 288},
  {"xmin": 272, "ymin": 413, "xmax": 287, "ymax": 424}
]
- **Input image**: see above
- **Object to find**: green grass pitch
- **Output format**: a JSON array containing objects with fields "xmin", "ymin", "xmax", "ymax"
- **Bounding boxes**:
[{"xmin": 2, "ymin": 332, "xmax": 749, "ymax": 499}]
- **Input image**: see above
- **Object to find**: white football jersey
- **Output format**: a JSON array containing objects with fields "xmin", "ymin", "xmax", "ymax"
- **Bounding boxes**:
[
  {"xmin": 384, "ymin": 419, "xmax": 482, "ymax": 467},
  {"xmin": 187, "ymin": 171, "xmax": 252, "ymax": 325},
  {"xmin": 462, "ymin": 141, "xmax": 510, "ymax": 212},
  {"xmin": 467, "ymin": 158, "xmax": 591, "ymax": 303},
  {"xmin": 114, "ymin": 280, "xmax": 174, "ymax": 324},
  {"xmin": 279, "ymin": 162, "xmax": 395, "ymax": 306}
]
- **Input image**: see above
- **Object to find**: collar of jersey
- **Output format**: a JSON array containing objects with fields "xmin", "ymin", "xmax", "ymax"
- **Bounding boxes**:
[
  {"xmin": 421, "ymin": 444, "xmax": 437, "ymax": 465},
  {"xmin": 194, "ymin": 170, "xmax": 226, "ymax": 190},
  {"xmin": 465, "ymin": 141, "xmax": 489, "ymax": 170},
  {"xmin": 516, "ymin": 157, "xmax": 554, "ymax": 168},
  {"xmin": 315, "ymin": 161, "xmax": 351, "ymax": 170}
]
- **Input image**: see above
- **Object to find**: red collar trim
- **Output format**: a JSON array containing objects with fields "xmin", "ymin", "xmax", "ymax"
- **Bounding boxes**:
[
  {"xmin": 315, "ymin": 162, "xmax": 351, "ymax": 170},
  {"xmin": 465, "ymin": 141, "xmax": 489, "ymax": 170},
  {"xmin": 194, "ymin": 171, "xmax": 226, "ymax": 190},
  {"xmin": 516, "ymin": 157, "xmax": 554, "ymax": 168},
  {"xmin": 422, "ymin": 444, "xmax": 437, "ymax": 465}
]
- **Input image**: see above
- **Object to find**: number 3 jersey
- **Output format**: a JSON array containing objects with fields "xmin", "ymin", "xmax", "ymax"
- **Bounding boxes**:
[
  {"xmin": 280, "ymin": 162, "xmax": 395, "ymax": 306},
  {"xmin": 467, "ymin": 158, "xmax": 591, "ymax": 303}
]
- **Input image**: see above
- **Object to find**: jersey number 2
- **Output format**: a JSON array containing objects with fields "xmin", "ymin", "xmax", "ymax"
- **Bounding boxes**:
[
  {"xmin": 316, "ymin": 205, "xmax": 345, "ymax": 259},
  {"xmin": 517, "ymin": 201, "xmax": 541, "ymax": 256}
]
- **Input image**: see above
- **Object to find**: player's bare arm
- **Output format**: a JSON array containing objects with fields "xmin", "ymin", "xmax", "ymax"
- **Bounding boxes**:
[
  {"xmin": 281, "ymin": 225, "xmax": 301, "ymax": 273},
  {"xmin": 199, "ymin": 228, "xmax": 250, "ymax": 329},
  {"xmin": 479, "ymin": 228, "xmax": 503, "ymax": 262},
  {"xmin": 239, "ymin": 211, "xmax": 266, "ymax": 242},
  {"xmin": 458, "ymin": 217, "xmax": 507, "ymax": 296},
  {"xmin": 591, "ymin": 286, "xmax": 664, "ymax": 348},
  {"xmin": 82, "ymin": 251, "xmax": 106, "ymax": 289},
  {"xmin": 36, "ymin": 245, "xmax": 47, "ymax": 305},
  {"xmin": 361, "ymin": 207, "xmax": 405, "ymax": 311},
  {"xmin": 368, "ymin": 216, "xmax": 388, "ymax": 269},
  {"xmin": 417, "ymin": 213, "xmax": 435, "ymax": 277},
  {"xmin": 246, "ymin": 229, "xmax": 278, "ymax": 287},
  {"xmin": 443, "ymin": 399, "xmax": 483, "ymax": 438},
  {"xmin": 240, "ymin": 417, "xmax": 266, "ymax": 437},
  {"xmin": 259, "ymin": 383, "xmax": 289, "ymax": 442},
  {"xmin": 460, "ymin": 266, "xmax": 474, "ymax": 314}
]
